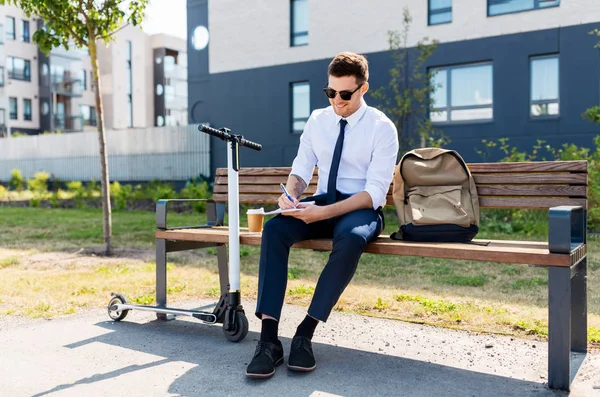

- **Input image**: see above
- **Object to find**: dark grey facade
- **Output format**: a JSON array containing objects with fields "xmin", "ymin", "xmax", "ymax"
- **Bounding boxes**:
[{"xmin": 187, "ymin": 2, "xmax": 600, "ymax": 171}]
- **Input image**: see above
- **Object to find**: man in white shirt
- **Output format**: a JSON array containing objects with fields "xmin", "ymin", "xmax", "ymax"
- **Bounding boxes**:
[{"xmin": 246, "ymin": 52, "xmax": 399, "ymax": 378}]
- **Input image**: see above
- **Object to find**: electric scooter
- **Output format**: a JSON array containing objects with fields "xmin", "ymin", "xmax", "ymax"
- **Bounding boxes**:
[{"xmin": 107, "ymin": 124, "xmax": 262, "ymax": 342}]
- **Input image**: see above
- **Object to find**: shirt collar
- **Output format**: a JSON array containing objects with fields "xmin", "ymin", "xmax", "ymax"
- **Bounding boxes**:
[{"xmin": 335, "ymin": 99, "xmax": 368, "ymax": 129}]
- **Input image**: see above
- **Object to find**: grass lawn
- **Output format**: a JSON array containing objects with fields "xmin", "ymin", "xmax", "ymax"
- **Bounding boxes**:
[{"xmin": 0, "ymin": 207, "xmax": 598, "ymax": 343}]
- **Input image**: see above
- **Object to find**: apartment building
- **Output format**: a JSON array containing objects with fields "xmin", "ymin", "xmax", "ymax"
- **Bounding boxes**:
[
  {"xmin": 187, "ymin": 0, "xmax": 600, "ymax": 168},
  {"xmin": 0, "ymin": 4, "xmax": 188, "ymax": 136}
]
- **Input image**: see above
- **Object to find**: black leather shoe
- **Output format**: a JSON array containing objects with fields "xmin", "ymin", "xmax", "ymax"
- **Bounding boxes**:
[
  {"xmin": 287, "ymin": 336, "xmax": 316, "ymax": 372},
  {"xmin": 245, "ymin": 340, "xmax": 284, "ymax": 378}
]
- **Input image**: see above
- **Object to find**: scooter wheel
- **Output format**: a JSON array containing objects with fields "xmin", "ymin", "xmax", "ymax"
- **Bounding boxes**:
[
  {"xmin": 107, "ymin": 294, "xmax": 129, "ymax": 321},
  {"xmin": 223, "ymin": 312, "xmax": 249, "ymax": 342}
]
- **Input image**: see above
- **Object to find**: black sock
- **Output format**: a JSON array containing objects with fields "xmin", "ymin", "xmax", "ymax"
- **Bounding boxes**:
[
  {"xmin": 294, "ymin": 315, "xmax": 319, "ymax": 339},
  {"xmin": 260, "ymin": 318, "xmax": 279, "ymax": 344}
]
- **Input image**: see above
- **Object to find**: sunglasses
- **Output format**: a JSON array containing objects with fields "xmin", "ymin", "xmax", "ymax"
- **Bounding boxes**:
[{"xmin": 323, "ymin": 83, "xmax": 364, "ymax": 101}]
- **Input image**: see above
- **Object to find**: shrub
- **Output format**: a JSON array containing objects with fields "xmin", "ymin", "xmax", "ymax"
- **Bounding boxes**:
[
  {"xmin": 180, "ymin": 177, "xmax": 212, "ymax": 212},
  {"xmin": 27, "ymin": 172, "xmax": 50, "ymax": 194},
  {"xmin": 476, "ymin": 137, "xmax": 600, "ymax": 232},
  {"xmin": 66, "ymin": 181, "xmax": 86, "ymax": 208},
  {"xmin": 10, "ymin": 169, "xmax": 25, "ymax": 191},
  {"xmin": 85, "ymin": 179, "xmax": 100, "ymax": 200}
]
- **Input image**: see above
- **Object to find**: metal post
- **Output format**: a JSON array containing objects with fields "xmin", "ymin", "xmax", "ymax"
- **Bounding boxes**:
[
  {"xmin": 571, "ymin": 258, "xmax": 587, "ymax": 352},
  {"xmin": 548, "ymin": 266, "xmax": 571, "ymax": 390},
  {"xmin": 156, "ymin": 238, "xmax": 167, "ymax": 307}
]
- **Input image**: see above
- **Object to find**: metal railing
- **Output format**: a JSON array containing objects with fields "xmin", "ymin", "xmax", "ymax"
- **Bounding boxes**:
[
  {"xmin": 54, "ymin": 114, "xmax": 84, "ymax": 132},
  {"xmin": 0, "ymin": 124, "xmax": 211, "ymax": 182},
  {"xmin": 51, "ymin": 74, "xmax": 83, "ymax": 96}
]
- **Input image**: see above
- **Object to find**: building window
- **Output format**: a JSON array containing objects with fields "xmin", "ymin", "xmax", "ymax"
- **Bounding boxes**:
[
  {"xmin": 429, "ymin": 0, "xmax": 452, "ymax": 25},
  {"xmin": 9, "ymin": 97, "xmax": 17, "ymax": 120},
  {"xmin": 430, "ymin": 62, "xmax": 493, "ymax": 123},
  {"xmin": 0, "ymin": 24, "xmax": 5, "ymax": 44},
  {"xmin": 23, "ymin": 98, "xmax": 32, "ymax": 121},
  {"xmin": 80, "ymin": 69, "xmax": 87, "ymax": 90},
  {"xmin": 6, "ymin": 17, "xmax": 15, "ymax": 40},
  {"xmin": 291, "ymin": 81, "xmax": 310, "ymax": 133},
  {"xmin": 80, "ymin": 105, "xmax": 97, "ymax": 126},
  {"xmin": 7, "ymin": 57, "xmax": 31, "ymax": 81},
  {"xmin": 21, "ymin": 20, "xmax": 30, "ymax": 42},
  {"xmin": 488, "ymin": 0, "xmax": 560, "ymax": 16},
  {"xmin": 0, "ymin": 109, "xmax": 5, "ymax": 125},
  {"xmin": 291, "ymin": 0, "xmax": 308, "ymax": 46},
  {"xmin": 531, "ymin": 55, "xmax": 559, "ymax": 117}
]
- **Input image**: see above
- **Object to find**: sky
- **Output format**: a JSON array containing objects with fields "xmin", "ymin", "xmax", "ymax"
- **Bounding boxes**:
[{"xmin": 142, "ymin": 0, "xmax": 187, "ymax": 40}]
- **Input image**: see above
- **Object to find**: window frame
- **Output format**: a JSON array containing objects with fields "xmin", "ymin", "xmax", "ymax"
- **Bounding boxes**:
[
  {"xmin": 9, "ymin": 97, "xmax": 17, "ymax": 120},
  {"xmin": 487, "ymin": 0, "xmax": 560, "ymax": 17},
  {"xmin": 21, "ymin": 19, "xmax": 30, "ymax": 42},
  {"xmin": 7, "ymin": 56, "xmax": 31, "ymax": 81},
  {"xmin": 428, "ymin": 0, "xmax": 452, "ymax": 26},
  {"xmin": 5, "ymin": 16, "xmax": 15, "ymax": 40},
  {"xmin": 430, "ymin": 61, "xmax": 494, "ymax": 124},
  {"xmin": 80, "ymin": 69, "xmax": 87, "ymax": 90},
  {"xmin": 290, "ymin": 0, "xmax": 308, "ymax": 47},
  {"xmin": 23, "ymin": 98, "xmax": 32, "ymax": 121},
  {"xmin": 530, "ymin": 54, "xmax": 560, "ymax": 119},
  {"xmin": 290, "ymin": 81, "xmax": 310, "ymax": 134}
]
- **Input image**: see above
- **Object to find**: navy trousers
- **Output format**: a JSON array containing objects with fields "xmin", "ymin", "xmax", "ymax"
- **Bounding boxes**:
[{"xmin": 255, "ymin": 194, "xmax": 384, "ymax": 322}]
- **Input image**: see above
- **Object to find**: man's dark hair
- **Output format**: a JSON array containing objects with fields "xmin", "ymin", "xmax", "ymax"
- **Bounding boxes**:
[{"xmin": 328, "ymin": 52, "xmax": 369, "ymax": 85}]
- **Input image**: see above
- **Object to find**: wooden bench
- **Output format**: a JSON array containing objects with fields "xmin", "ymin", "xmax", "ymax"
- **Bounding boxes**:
[{"xmin": 155, "ymin": 160, "xmax": 588, "ymax": 391}]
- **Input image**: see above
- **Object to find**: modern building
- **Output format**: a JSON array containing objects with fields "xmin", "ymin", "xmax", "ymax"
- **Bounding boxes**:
[
  {"xmin": 0, "ymin": 4, "xmax": 188, "ymax": 136},
  {"xmin": 187, "ymin": 0, "xmax": 600, "ymax": 169}
]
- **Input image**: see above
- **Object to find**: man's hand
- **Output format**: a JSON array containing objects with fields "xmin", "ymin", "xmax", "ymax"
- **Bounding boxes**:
[
  {"xmin": 278, "ymin": 193, "xmax": 299, "ymax": 209},
  {"xmin": 282, "ymin": 204, "xmax": 326, "ymax": 224}
]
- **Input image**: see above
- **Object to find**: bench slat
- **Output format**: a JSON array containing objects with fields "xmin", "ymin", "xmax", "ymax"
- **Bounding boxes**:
[
  {"xmin": 215, "ymin": 173, "xmax": 587, "ymax": 186},
  {"xmin": 214, "ymin": 161, "xmax": 587, "ymax": 176},
  {"xmin": 211, "ymin": 193, "xmax": 587, "ymax": 209},
  {"xmin": 156, "ymin": 228, "xmax": 585, "ymax": 267},
  {"xmin": 214, "ymin": 184, "xmax": 587, "ymax": 197},
  {"xmin": 468, "ymin": 161, "xmax": 587, "ymax": 173}
]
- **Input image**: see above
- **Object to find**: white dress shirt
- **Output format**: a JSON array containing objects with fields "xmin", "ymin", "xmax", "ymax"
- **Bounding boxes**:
[{"xmin": 291, "ymin": 100, "xmax": 399, "ymax": 210}]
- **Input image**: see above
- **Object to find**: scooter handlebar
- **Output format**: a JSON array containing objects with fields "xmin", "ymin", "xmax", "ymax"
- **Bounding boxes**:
[{"xmin": 198, "ymin": 124, "xmax": 262, "ymax": 151}]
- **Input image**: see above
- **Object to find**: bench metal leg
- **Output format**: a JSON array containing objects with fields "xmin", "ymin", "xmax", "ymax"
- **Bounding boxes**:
[
  {"xmin": 571, "ymin": 258, "xmax": 587, "ymax": 353},
  {"xmin": 548, "ymin": 266, "xmax": 571, "ymax": 390},
  {"xmin": 156, "ymin": 238, "xmax": 167, "ymax": 308}
]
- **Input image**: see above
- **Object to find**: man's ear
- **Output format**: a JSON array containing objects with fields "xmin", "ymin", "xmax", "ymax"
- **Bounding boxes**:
[{"xmin": 362, "ymin": 82, "xmax": 369, "ymax": 95}]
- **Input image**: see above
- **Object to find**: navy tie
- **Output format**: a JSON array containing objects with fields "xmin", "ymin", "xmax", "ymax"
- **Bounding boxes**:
[{"xmin": 326, "ymin": 119, "xmax": 347, "ymax": 204}]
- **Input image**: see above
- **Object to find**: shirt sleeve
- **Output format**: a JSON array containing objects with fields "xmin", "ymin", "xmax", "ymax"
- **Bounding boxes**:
[
  {"xmin": 363, "ymin": 119, "xmax": 399, "ymax": 210},
  {"xmin": 290, "ymin": 115, "xmax": 317, "ymax": 187}
]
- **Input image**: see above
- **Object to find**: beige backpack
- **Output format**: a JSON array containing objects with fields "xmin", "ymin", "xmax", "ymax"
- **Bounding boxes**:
[{"xmin": 390, "ymin": 148, "xmax": 480, "ymax": 242}]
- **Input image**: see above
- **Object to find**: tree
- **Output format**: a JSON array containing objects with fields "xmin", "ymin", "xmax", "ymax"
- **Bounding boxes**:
[
  {"xmin": 1, "ymin": 0, "xmax": 149, "ymax": 255},
  {"xmin": 584, "ymin": 29, "xmax": 600, "ymax": 123},
  {"xmin": 370, "ymin": 7, "xmax": 441, "ymax": 150}
]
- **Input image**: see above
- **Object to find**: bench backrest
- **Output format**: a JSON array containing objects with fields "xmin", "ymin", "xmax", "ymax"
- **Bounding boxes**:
[{"xmin": 213, "ymin": 160, "xmax": 588, "ymax": 210}]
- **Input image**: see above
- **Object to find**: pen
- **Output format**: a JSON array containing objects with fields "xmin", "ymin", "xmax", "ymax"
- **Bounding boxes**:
[{"xmin": 280, "ymin": 183, "xmax": 296, "ymax": 207}]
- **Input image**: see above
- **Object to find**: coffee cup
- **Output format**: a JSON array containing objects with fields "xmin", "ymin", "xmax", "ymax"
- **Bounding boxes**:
[{"xmin": 246, "ymin": 208, "xmax": 265, "ymax": 233}]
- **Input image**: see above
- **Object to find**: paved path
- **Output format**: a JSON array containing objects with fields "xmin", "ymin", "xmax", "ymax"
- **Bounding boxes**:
[{"xmin": 0, "ymin": 299, "xmax": 598, "ymax": 397}]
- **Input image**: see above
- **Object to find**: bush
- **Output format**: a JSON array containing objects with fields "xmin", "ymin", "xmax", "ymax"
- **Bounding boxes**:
[
  {"xmin": 27, "ymin": 172, "xmax": 50, "ymax": 194},
  {"xmin": 85, "ymin": 179, "xmax": 100, "ymax": 200},
  {"xmin": 66, "ymin": 181, "xmax": 86, "ymax": 208},
  {"xmin": 180, "ymin": 177, "xmax": 212, "ymax": 212},
  {"xmin": 114, "ymin": 183, "xmax": 133, "ymax": 210},
  {"xmin": 10, "ymin": 169, "xmax": 25, "ymax": 191},
  {"xmin": 476, "ymin": 137, "xmax": 600, "ymax": 232}
]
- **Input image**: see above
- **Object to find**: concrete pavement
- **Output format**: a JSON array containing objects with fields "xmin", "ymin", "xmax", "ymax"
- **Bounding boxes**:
[{"xmin": 0, "ymin": 298, "xmax": 598, "ymax": 397}]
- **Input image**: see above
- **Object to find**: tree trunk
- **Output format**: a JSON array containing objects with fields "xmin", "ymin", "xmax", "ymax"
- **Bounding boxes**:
[{"xmin": 89, "ymin": 39, "xmax": 112, "ymax": 256}]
